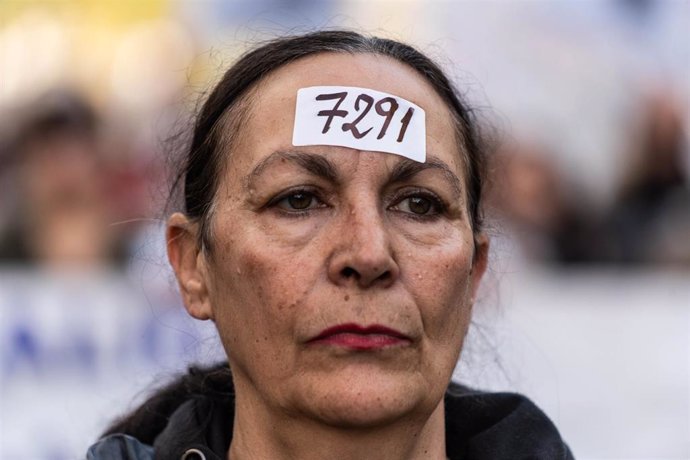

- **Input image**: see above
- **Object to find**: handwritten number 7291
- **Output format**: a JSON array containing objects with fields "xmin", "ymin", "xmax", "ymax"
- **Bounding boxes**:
[{"xmin": 316, "ymin": 91, "xmax": 414, "ymax": 143}]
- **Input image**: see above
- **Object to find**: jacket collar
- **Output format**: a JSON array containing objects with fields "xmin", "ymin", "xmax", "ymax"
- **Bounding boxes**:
[{"xmin": 152, "ymin": 383, "xmax": 572, "ymax": 460}]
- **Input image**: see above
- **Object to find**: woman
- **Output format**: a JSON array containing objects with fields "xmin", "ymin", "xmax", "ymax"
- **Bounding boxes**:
[{"xmin": 88, "ymin": 30, "xmax": 573, "ymax": 460}]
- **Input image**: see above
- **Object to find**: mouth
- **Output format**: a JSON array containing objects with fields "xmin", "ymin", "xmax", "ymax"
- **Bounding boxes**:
[{"xmin": 307, "ymin": 323, "xmax": 412, "ymax": 350}]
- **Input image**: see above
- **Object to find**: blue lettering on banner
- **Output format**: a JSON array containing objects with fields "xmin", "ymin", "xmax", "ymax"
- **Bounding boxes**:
[{"xmin": 0, "ymin": 273, "xmax": 223, "ymax": 382}]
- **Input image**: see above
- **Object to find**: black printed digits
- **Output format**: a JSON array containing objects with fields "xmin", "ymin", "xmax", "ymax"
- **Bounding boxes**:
[
  {"xmin": 314, "ymin": 90, "xmax": 415, "ymax": 143},
  {"xmin": 342, "ymin": 94, "xmax": 374, "ymax": 139},
  {"xmin": 374, "ymin": 97, "xmax": 399, "ymax": 140},
  {"xmin": 397, "ymin": 107, "xmax": 414, "ymax": 143},
  {"xmin": 316, "ymin": 92, "xmax": 348, "ymax": 134}
]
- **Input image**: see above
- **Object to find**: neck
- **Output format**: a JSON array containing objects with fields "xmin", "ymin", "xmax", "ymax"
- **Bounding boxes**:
[{"xmin": 227, "ymin": 379, "xmax": 447, "ymax": 460}]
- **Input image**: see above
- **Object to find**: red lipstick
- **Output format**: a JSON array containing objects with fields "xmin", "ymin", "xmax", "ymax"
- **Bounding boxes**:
[{"xmin": 308, "ymin": 323, "xmax": 411, "ymax": 350}]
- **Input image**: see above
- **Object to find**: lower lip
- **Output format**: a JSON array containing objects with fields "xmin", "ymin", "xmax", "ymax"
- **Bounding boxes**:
[{"xmin": 310, "ymin": 333, "xmax": 410, "ymax": 350}]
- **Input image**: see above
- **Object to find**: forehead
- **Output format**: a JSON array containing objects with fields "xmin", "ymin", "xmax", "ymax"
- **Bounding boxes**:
[{"xmin": 229, "ymin": 52, "xmax": 461, "ymax": 175}]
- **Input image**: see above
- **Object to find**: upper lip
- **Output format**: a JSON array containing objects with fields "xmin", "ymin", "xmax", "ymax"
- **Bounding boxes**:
[{"xmin": 308, "ymin": 323, "xmax": 411, "ymax": 342}]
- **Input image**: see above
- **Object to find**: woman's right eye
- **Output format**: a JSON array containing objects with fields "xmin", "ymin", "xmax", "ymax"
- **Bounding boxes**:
[{"xmin": 271, "ymin": 190, "xmax": 325, "ymax": 213}]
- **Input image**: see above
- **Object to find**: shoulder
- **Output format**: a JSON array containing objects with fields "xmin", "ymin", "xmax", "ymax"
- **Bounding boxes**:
[
  {"xmin": 88, "ymin": 397, "xmax": 229, "ymax": 460},
  {"xmin": 86, "ymin": 434, "xmax": 154, "ymax": 460},
  {"xmin": 444, "ymin": 383, "xmax": 575, "ymax": 459}
]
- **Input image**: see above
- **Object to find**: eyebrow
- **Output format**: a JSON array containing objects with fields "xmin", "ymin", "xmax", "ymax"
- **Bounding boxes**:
[
  {"xmin": 245, "ymin": 150, "xmax": 463, "ymax": 198},
  {"xmin": 388, "ymin": 156, "xmax": 464, "ymax": 199},
  {"xmin": 245, "ymin": 150, "xmax": 339, "ymax": 189}
]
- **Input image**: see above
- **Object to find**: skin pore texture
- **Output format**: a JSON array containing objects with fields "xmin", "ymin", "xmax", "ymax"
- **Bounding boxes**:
[{"xmin": 167, "ymin": 52, "xmax": 488, "ymax": 460}]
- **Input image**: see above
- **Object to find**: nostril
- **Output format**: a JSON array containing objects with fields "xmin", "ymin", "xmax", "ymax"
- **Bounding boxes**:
[{"xmin": 341, "ymin": 266, "xmax": 358, "ymax": 279}]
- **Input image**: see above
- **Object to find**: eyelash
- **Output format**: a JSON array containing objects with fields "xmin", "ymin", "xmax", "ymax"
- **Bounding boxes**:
[
  {"xmin": 266, "ymin": 187, "xmax": 447, "ymax": 220},
  {"xmin": 266, "ymin": 187, "xmax": 328, "ymax": 217},
  {"xmin": 388, "ymin": 188, "xmax": 447, "ymax": 221}
]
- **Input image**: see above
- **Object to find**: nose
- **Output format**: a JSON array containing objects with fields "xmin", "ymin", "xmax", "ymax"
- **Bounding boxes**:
[{"xmin": 327, "ymin": 205, "xmax": 399, "ymax": 289}]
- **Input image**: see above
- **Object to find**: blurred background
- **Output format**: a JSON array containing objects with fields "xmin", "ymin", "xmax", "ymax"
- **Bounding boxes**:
[{"xmin": 0, "ymin": 0, "xmax": 688, "ymax": 458}]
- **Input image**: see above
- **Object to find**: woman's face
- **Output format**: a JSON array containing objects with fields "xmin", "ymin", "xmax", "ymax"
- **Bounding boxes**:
[{"xmin": 171, "ymin": 52, "xmax": 487, "ymax": 427}]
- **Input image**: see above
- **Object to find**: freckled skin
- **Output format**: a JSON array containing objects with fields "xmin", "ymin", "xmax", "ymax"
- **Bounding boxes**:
[{"xmin": 170, "ymin": 52, "xmax": 488, "ymax": 460}]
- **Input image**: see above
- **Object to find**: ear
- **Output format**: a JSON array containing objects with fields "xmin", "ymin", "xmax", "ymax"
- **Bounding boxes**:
[
  {"xmin": 469, "ymin": 233, "xmax": 489, "ymax": 302},
  {"xmin": 166, "ymin": 213, "xmax": 214, "ymax": 321}
]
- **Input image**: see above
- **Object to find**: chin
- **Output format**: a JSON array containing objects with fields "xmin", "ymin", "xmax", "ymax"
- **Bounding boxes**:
[{"xmin": 296, "ymin": 369, "xmax": 433, "ymax": 428}]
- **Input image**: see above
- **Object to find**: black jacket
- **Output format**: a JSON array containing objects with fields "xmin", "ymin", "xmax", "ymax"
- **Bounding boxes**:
[{"xmin": 87, "ymin": 366, "xmax": 574, "ymax": 459}]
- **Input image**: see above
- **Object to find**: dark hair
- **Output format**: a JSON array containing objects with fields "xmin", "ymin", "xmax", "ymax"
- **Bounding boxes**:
[
  {"xmin": 103, "ymin": 362, "xmax": 233, "ymax": 440},
  {"xmin": 173, "ymin": 29, "xmax": 487, "ymax": 250}
]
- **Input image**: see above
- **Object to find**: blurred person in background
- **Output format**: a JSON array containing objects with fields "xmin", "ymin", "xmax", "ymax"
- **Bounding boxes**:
[
  {"xmin": 486, "ymin": 86, "xmax": 690, "ymax": 267},
  {"xmin": 600, "ymin": 87, "xmax": 690, "ymax": 265},
  {"xmin": 0, "ymin": 91, "xmax": 133, "ymax": 268},
  {"xmin": 485, "ymin": 141, "xmax": 595, "ymax": 265}
]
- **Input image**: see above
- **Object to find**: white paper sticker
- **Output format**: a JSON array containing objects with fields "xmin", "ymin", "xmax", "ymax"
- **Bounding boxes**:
[{"xmin": 292, "ymin": 85, "xmax": 426, "ymax": 162}]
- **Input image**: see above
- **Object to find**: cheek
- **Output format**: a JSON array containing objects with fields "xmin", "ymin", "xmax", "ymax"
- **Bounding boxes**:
[
  {"xmin": 210, "ymin": 207, "xmax": 329, "ymax": 314},
  {"xmin": 407, "ymin": 235, "xmax": 475, "ymax": 342},
  {"xmin": 207, "ymin": 226, "xmax": 320, "ymax": 374}
]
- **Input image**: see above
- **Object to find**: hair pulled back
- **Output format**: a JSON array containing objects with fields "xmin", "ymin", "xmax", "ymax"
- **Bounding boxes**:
[{"xmin": 174, "ymin": 30, "xmax": 487, "ymax": 249}]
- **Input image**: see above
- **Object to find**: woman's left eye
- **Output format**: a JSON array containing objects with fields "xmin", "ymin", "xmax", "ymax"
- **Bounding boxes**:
[{"xmin": 390, "ymin": 193, "xmax": 444, "ymax": 217}]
